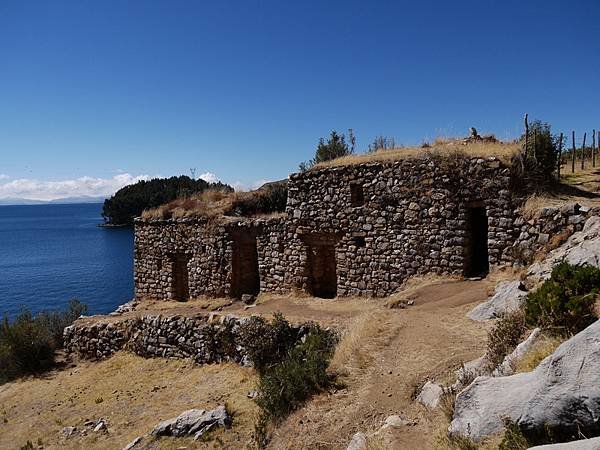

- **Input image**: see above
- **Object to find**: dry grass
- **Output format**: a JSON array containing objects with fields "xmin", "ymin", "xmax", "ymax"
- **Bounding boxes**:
[
  {"xmin": 513, "ymin": 334, "xmax": 564, "ymax": 373},
  {"xmin": 0, "ymin": 352, "xmax": 258, "ymax": 450},
  {"xmin": 311, "ymin": 139, "xmax": 520, "ymax": 170},
  {"xmin": 141, "ymin": 188, "xmax": 283, "ymax": 221},
  {"xmin": 330, "ymin": 311, "xmax": 394, "ymax": 373}
]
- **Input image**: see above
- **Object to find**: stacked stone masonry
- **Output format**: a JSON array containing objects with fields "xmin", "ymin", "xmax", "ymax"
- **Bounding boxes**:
[
  {"xmin": 64, "ymin": 313, "xmax": 304, "ymax": 364},
  {"xmin": 134, "ymin": 156, "xmax": 595, "ymax": 300}
]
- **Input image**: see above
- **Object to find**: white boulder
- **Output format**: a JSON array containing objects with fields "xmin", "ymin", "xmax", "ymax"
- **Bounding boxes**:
[
  {"xmin": 449, "ymin": 320, "xmax": 600, "ymax": 441},
  {"xmin": 527, "ymin": 436, "xmax": 600, "ymax": 449},
  {"xmin": 416, "ymin": 381, "xmax": 444, "ymax": 408},
  {"xmin": 468, "ymin": 281, "xmax": 528, "ymax": 321},
  {"xmin": 493, "ymin": 328, "xmax": 541, "ymax": 377}
]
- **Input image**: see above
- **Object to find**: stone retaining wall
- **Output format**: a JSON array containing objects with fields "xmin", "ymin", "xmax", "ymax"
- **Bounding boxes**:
[{"xmin": 64, "ymin": 314, "xmax": 304, "ymax": 365}]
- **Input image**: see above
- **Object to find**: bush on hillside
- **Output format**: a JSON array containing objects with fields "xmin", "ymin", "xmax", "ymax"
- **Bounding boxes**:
[
  {"xmin": 102, "ymin": 176, "xmax": 233, "ymax": 225},
  {"xmin": 512, "ymin": 120, "xmax": 560, "ymax": 194},
  {"xmin": 0, "ymin": 300, "xmax": 87, "ymax": 384},
  {"xmin": 237, "ymin": 313, "xmax": 298, "ymax": 373},
  {"xmin": 256, "ymin": 325, "xmax": 338, "ymax": 420},
  {"xmin": 242, "ymin": 314, "xmax": 338, "ymax": 447},
  {"xmin": 486, "ymin": 311, "xmax": 527, "ymax": 368},
  {"xmin": 525, "ymin": 262, "xmax": 600, "ymax": 335},
  {"xmin": 228, "ymin": 181, "xmax": 288, "ymax": 217},
  {"xmin": 299, "ymin": 130, "xmax": 355, "ymax": 171}
]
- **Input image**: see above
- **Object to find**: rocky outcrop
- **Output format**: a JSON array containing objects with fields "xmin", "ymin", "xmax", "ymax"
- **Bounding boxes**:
[
  {"xmin": 493, "ymin": 328, "xmax": 541, "ymax": 377},
  {"xmin": 151, "ymin": 406, "xmax": 231, "ymax": 440},
  {"xmin": 468, "ymin": 280, "xmax": 528, "ymax": 321},
  {"xmin": 528, "ymin": 215, "xmax": 600, "ymax": 280},
  {"xmin": 449, "ymin": 320, "xmax": 600, "ymax": 441},
  {"xmin": 528, "ymin": 437, "xmax": 600, "ymax": 449}
]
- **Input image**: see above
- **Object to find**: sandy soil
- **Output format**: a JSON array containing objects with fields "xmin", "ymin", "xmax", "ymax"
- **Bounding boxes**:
[{"xmin": 0, "ymin": 277, "xmax": 494, "ymax": 450}]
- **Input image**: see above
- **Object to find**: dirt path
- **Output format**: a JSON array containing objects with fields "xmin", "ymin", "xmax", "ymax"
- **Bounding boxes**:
[{"xmin": 269, "ymin": 279, "xmax": 493, "ymax": 450}]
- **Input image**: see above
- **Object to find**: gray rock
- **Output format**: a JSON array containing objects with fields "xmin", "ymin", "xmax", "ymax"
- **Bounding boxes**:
[
  {"xmin": 61, "ymin": 426, "xmax": 78, "ymax": 438},
  {"xmin": 241, "ymin": 294, "xmax": 255, "ymax": 305},
  {"xmin": 449, "ymin": 320, "xmax": 600, "ymax": 441},
  {"xmin": 381, "ymin": 415, "xmax": 412, "ymax": 429},
  {"xmin": 467, "ymin": 281, "xmax": 528, "ymax": 321},
  {"xmin": 346, "ymin": 432, "xmax": 367, "ymax": 450},
  {"xmin": 416, "ymin": 381, "xmax": 444, "ymax": 408},
  {"xmin": 151, "ymin": 405, "xmax": 232, "ymax": 439},
  {"xmin": 527, "ymin": 437, "xmax": 600, "ymax": 449},
  {"xmin": 123, "ymin": 436, "xmax": 142, "ymax": 450}
]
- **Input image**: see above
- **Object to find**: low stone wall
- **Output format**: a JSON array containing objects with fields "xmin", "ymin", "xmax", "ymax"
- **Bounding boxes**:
[
  {"xmin": 64, "ymin": 313, "xmax": 303, "ymax": 366},
  {"xmin": 509, "ymin": 204, "xmax": 599, "ymax": 263}
]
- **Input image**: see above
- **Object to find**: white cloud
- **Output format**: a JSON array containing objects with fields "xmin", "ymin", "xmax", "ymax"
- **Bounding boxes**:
[
  {"xmin": 199, "ymin": 172, "xmax": 219, "ymax": 183},
  {"xmin": 0, "ymin": 173, "xmax": 150, "ymax": 201},
  {"xmin": 0, "ymin": 174, "xmax": 9, "ymax": 180}
]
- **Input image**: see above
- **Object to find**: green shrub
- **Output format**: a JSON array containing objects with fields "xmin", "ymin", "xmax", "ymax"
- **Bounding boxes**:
[
  {"xmin": 299, "ymin": 130, "xmax": 355, "ymax": 171},
  {"xmin": 0, "ymin": 300, "xmax": 87, "ymax": 384},
  {"xmin": 486, "ymin": 311, "xmax": 527, "ymax": 368},
  {"xmin": 525, "ymin": 262, "xmax": 600, "ymax": 335},
  {"xmin": 237, "ymin": 313, "xmax": 298, "ymax": 374},
  {"xmin": 256, "ymin": 325, "xmax": 337, "ymax": 420}
]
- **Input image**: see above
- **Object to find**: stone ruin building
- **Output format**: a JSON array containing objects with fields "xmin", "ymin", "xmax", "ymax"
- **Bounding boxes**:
[{"xmin": 133, "ymin": 155, "xmax": 585, "ymax": 301}]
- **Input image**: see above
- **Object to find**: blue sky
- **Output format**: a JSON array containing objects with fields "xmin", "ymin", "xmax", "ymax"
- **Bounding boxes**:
[{"xmin": 1, "ymin": 1, "xmax": 599, "ymax": 200}]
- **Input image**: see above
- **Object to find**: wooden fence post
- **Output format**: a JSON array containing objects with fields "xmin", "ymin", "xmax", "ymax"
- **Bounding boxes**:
[
  {"xmin": 593, "ymin": 129, "xmax": 597, "ymax": 168},
  {"xmin": 557, "ymin": 132, "xmax": 563, "ymax": 180},
  {"xmin": 524, "ymin": 114, "xmax": 529, "ymax": 158},
  {"xmin": 572, "ymin": 131, "xmax": 576, "ymax": 173},
  {"xmin": 582, "ymin": 132, "xmax": 587, "ymax": 170}
]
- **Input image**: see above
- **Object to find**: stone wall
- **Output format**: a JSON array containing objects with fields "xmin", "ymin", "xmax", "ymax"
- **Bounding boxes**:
[
  {"xmin": 284, "ymin": 157, "xmax": 516, "ymax": 297},
  {"xmin": 508, "ymin": 203, "xmax": 598, "ymax": 263},
  {"xmin": 135, "ymin": 217, "xmax": 286, "ymax": 300},
  {"xmin": 133, "ymin": 155, "xmax": 598, "ymax": 301},
  {"xmin": 64, "ymin": 313, "xmax": 304, "ymax": 365}
]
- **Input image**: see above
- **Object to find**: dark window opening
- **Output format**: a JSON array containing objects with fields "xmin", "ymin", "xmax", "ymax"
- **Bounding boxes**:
[
  {"xmin": 231, "ymin": 234, "xmax": 260, "ymax": 298},
  {"xmin": 157, "ymin": 258, "xmax": 163, "ymax": 271},
  {"xmin": 170, "ymin": 254, "xmax": 190, "ymax": 301},
  {"xmin": 350, "ymin": 183, "xmax": 365, "ymax": 206},
  {"xmin": 353, "ymin": 236, "xmax": 366, "ymax": 248},
  {"xmin": 306, "ymin": 242, "xmax": 337, "ymax": 299},
  {"xmin": 465, "ymin": 205, "xmax": 489, "ymax": 277}
]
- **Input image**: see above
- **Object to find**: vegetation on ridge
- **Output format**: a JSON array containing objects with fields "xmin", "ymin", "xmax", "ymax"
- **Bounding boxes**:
[
  {"xmin": 0, "ymin": 300, "xmax": 87, "ymax": 384},
  {"xmin": 102, "ymin": 175, "xmax": 232, "ymax": 226}
]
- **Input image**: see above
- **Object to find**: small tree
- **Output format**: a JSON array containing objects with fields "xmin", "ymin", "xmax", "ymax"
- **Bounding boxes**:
[
  {"xmin": 367, "ymin": 136, "xmax": 396, "ymax": 153},
  {"xmin": 299, "ymin": 130, "xmax": 354, "ymax": 171},
  {"xmin": 512, "ymin": 120, "xmax": 560, "ymax": 193}
]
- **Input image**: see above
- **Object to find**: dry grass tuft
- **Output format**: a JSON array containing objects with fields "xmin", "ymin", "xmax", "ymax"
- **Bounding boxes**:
[
  {"xmin": 141, "ymin": 186, "xmax": 286, "ymax": 221},
  {"xmin": 513, "ymin": 334, "xmax": 564, "ymax": 373},
  {"xmin": 311, "ymin": 139, "xmax": 520, "ymax": 170}
]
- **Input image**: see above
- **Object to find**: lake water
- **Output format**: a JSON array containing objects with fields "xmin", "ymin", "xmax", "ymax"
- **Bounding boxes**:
[{"xmin": 0, "ymin": 203, "xmax": 134, "ymax": 319}]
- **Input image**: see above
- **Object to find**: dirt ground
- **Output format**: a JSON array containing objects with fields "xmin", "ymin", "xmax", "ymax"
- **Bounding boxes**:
[{"xmin": 0, "ymin": 277, "xmax": 494, "ymax": 450}]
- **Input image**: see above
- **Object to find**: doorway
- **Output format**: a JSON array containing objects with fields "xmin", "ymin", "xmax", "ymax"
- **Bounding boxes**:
[
  {"xmin": 231, "ymin": 234, "xmax": 260, "ymax": 298},
  {"xmin": 465, "ymin": 205, "xmax": 489, "ymax": 277},
  {"xmin": 170, "ymin": 254, "xmax": 190, "ymax": 301},
  {"xmin": 306, "ymin": 239, "xmax": 338, "ymax": 299}
]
